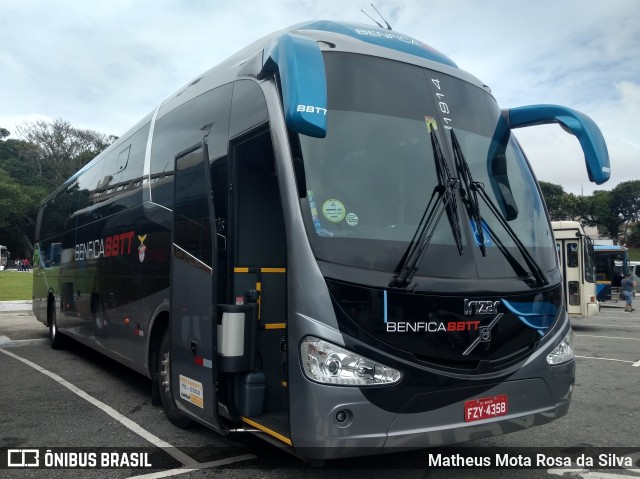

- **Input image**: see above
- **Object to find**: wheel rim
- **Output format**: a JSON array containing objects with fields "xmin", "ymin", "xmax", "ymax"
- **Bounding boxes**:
[
  {"xmin": 50, "ymin": 309, "xmax": 57, "ymax": 339},
  {"xmin": 160, "ymin": 351, "xmax": 170, "ymax": 393}
]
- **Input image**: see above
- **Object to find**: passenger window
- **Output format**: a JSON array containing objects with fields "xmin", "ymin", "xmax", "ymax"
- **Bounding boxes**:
[
  {"xmin": 150, "ymin": 84, "xmax": 232, "ymax": 208},
  {"xmin": 566, "ymin": 243, "xmax": 578, "ymax": 268},
  {"xmin": 229, "ymin": 80, "xmax": 268, "ymax": 138},
  {"xmin": 117, "ymin": 146, "xmax": 130, "ymax": 173}
]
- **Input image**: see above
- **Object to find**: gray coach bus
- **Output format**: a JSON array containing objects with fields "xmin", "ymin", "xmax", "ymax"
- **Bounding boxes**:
[{"xmin": 33, "ymin": 20, "xmax": 610, "ymax": 460}]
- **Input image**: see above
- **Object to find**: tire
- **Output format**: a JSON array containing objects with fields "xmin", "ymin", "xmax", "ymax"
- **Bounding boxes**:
[
  {"xmin": 49, "ymin": 302, "xmax": 65, "ymax": 350},
  {"xmin": 158, "ymin": 329, "xmax": 192, "ymax": 428}
]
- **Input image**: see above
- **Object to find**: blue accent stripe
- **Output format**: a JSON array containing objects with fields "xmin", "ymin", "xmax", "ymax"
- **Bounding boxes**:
[
  {"xmin": 384, "ymin": 290, "xmax": 388, "ymax": 323},
  {"xmin": 501, "ymin": 299, "xmax": 557, "ymax": 335}
]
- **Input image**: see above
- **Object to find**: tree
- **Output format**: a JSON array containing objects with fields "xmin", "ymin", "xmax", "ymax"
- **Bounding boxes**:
[
  {"xmin": 577, "ymin": 181, "xmax": 640, "ymax": 243},
  {"xmin": 539, "ymin": 180, "xmax": 640, "ymax": 242},
  {"xmin": 0, "ymin": 139, "xmax": 48, "ymax": 256},
  {"xmin": 538, "ymin": 181, "xmax": 586, "ymax": 221},
  {"xmin": 628, "ymin": 222, "xmax": 640, "ymax": 248},
  {"xmin": 16, "ymin": 118, "xmax": 115, "ymax": 186},
  {"xmin": 0, "ymin": 138, "xmax": 45, "ymax": 187},
  {"xmin": 581, "ymin": 190, "xmax": 625, "ymax": 242},
  {"xmin": 0, "ymin": 119, "xmax": 115, "ymax": 258},
  {"xmin": 610, "ymin": 180, "xmax": 640, "ymax": 244},
  {"xmin": 539, "ymin": 181, "xmax": 566, "ymax": 220},
  {"xmin": 0, "ymin": 167, "xmax": 47, "ymax": 255},
  {"xmin": 560, "ymin": 192, "xmax": 587, "ymax": 221}
]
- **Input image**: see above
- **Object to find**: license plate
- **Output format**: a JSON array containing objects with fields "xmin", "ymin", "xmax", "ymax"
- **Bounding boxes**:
[{"xmin": 464, "ymin": 394, "xmax": 508, "ymax": 422}]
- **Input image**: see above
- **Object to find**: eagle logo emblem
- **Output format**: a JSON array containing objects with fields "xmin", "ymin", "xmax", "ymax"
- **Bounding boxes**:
[{"xmin": 138, "ymin": 234, "xmax": 147, "ymax": 263}]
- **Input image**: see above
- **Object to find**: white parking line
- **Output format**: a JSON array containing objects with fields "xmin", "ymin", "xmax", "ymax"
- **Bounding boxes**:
[
  {"xmin": 0, "ymin": 347, "xmax": 256, "ymax": 469},
  {"xmin": 575, "ymin": 355, "xmax": 638, "ymax": 366},
  {"xmin": 576, "ymin": 323, "xmax": 640, "ymax": 328},
  {"xmin": 128, "ymin": 454, "xmax": 257, "ymax": 479},
  {"xmin": 0, "ymin": 337, "xmax": 49, "ymax": 347},
  {"xmin": 574, "ymin": 334, "xmax": 640, "ymax": 341},
  {"xmin": 549, "ymin": 470, "xmax": 640, "ymax": 478}
]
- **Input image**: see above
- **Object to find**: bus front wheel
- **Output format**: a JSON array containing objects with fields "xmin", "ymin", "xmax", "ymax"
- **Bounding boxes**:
[{"xmin": 158, "ymin": 329, "xmax": 192, "ymax": 428}]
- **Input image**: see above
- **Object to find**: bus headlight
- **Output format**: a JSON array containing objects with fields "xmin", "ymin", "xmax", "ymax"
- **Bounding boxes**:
[
  {"xmin": 546, "ymin": 330, "xmax": 574, "ymax": 365},
  {"xmin": 300, "ymin": 336, "xmax": 402, "ymax": 386}
]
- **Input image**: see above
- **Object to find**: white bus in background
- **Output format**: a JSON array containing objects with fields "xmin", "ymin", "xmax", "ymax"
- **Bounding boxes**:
[
  {"xmin": 630, "ymin": 261, "xmax": 640, "ymax": 294},
  {"xmin": 551, "ymin": 221, "xmax": 599, "ymax": 318},
  {"xmin": 0, "ymin": 245, "xmax": 8, "ymax": 271}
]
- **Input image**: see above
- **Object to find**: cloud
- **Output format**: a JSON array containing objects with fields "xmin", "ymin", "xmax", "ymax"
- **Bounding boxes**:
[
  {"xmin": 0, "ymin": 114, "xmax": 55, "ymax": 140},
  {"xmin": 1, "ymin": 0, "xmax": 637, "ymax": 194},
  {"xmin": 514, "ymin": 79, "xmax": 640, "ymax": 195}
]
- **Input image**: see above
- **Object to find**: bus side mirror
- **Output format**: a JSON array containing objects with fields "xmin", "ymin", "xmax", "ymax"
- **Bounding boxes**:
[
  {"xmin": 260, "ymin": 33, "xmax": 327, "ymax": 138},
  {"xmin": 490, "ymin": 153, "xmax": 519, "ymax": 221},
  {"xmin": 486, "ymin": 115, "xmax": 518, "ymax": 220},
  {"xmin": 503, "ymin": 105, "xmax": 610, "ymax": 185}
]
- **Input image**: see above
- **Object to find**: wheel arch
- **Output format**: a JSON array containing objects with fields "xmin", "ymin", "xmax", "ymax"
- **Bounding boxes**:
[
  {"xmin": 46, "ymin": 288, "xmax": 56, "ymax": 327},
  {"xmin": 147, "ymin": 301, "xmax": 170, "ymax": 379}
]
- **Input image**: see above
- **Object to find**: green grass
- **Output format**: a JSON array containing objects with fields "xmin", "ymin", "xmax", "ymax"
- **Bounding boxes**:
[
  {"xmin": 0, "ymin": 249, "xmax": 636, "ymax": 301},
  {"xmin": 0, "ymin": 270, "xmax": 33, "ymax": 301}
]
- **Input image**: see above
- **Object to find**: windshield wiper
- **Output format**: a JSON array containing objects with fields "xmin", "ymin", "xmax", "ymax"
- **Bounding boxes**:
[
  {"xmin": 450, "ymin": 129, "xmax": 486, "ymax": 256},
  {"xmin": 449, "ymin": 129, "xmax": 548, "ymax": 287},
  {"xmin": 389, "ymin": 124, "xmax": 462, "ymax": 289}
]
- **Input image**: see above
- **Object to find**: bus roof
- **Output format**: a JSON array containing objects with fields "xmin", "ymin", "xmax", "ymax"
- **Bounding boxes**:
[
  {"xmin": 594, "ymin": 245, "xmax": 628, "ymax": 252},
  {"xmin": 43, "ymin": 20, "xmax": 482, "ymax": 203},
  {"xmin": 551, "ymin": 220, "xmax": 584, "ymax": 230},
  {"xmin": 293, "ymin": 20, "xmax": 457, "ymax": 67}
]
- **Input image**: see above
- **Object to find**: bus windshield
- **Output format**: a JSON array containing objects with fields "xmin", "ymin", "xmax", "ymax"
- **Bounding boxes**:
[
  {"xmin": 584, "ymin": 237, "xmax": 597, "ymax": 283},
  {"xmin": 297, "ymin": 52, "xmax": 555, "ymax": 282}
]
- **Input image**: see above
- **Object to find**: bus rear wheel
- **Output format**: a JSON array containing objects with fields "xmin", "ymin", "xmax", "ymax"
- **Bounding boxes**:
[
  {"xmin": 158, "ymin": 329, "xmax": 192, "ymax": 428},
  {"xmin": 49, "ymin": 302, "xmax": 65, "ymax": 350}
]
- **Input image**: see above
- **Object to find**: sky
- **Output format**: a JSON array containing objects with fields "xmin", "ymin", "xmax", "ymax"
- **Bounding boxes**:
[{"xmin": 1, "ymin": 0, "xmax": 638, "ymax": 196}]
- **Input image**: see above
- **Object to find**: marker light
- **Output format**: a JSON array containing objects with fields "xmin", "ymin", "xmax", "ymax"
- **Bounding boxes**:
[
  {"xmin": 300, "ymin": 336, "xmax": 401, "ymax": 386},
  {"xmin": 546, "ymin": 330, "xmax": 574, "ymax": 365}
]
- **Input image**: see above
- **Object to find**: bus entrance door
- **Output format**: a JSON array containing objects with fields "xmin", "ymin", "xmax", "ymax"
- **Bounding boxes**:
[
  {"xmin": 558, "ymin": 239, "xmax": 582, "ymax": 316},
  {"xmin": 170, "ymin": 141, "xmax": 225, "ymax": 431}
]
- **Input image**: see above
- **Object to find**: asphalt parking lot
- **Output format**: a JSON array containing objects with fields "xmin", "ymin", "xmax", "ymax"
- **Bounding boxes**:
[{"xmin": 0, "ymin": 301, "xmax": 638, "ymax": 478}]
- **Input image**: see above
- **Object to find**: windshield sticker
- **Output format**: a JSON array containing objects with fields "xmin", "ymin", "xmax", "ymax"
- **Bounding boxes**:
[
  {"xmin": 307, "ymin": 190, "xmax": 323, "ymax": 233},
  {"xmin": 322, "ymin": 199, "xmax": 346, "ymax": 223},
  {"xmin": 346, "ymin": 212, "xmax": 359, "ymax": 226},
  {"xmin": 470, "ymin": 220, "xmax": 494, "ymax": 247},
  {"xmin": 425, "ymin": 115, "xmax": 438, "ymax": 132}
]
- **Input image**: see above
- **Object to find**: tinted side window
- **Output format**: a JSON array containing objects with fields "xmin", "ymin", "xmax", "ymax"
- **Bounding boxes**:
[
  {"xmin": 103, "ymin": 122, "xmax": 149, "ymax": 186},
  {"xmin": 39, "ymin": 182, "xmax": 79, "ymax": 241},
  {"xmin": 150, "ymin": 84, "xmax": 233, "ymax": 208},
  {"xmin": 75, "ymin": 121, "xmax": 150, "ymax": 226},
  {"xmin": 173, "ymin": 146, "xmax": 213, "ymax": 267},
  {"xmin": 76, "ymin": 158, "xmax": 107, "ymax": 225},
  {"xmin": 229, "ymin": 80, "xmax": 268, "ymax": 138}
]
